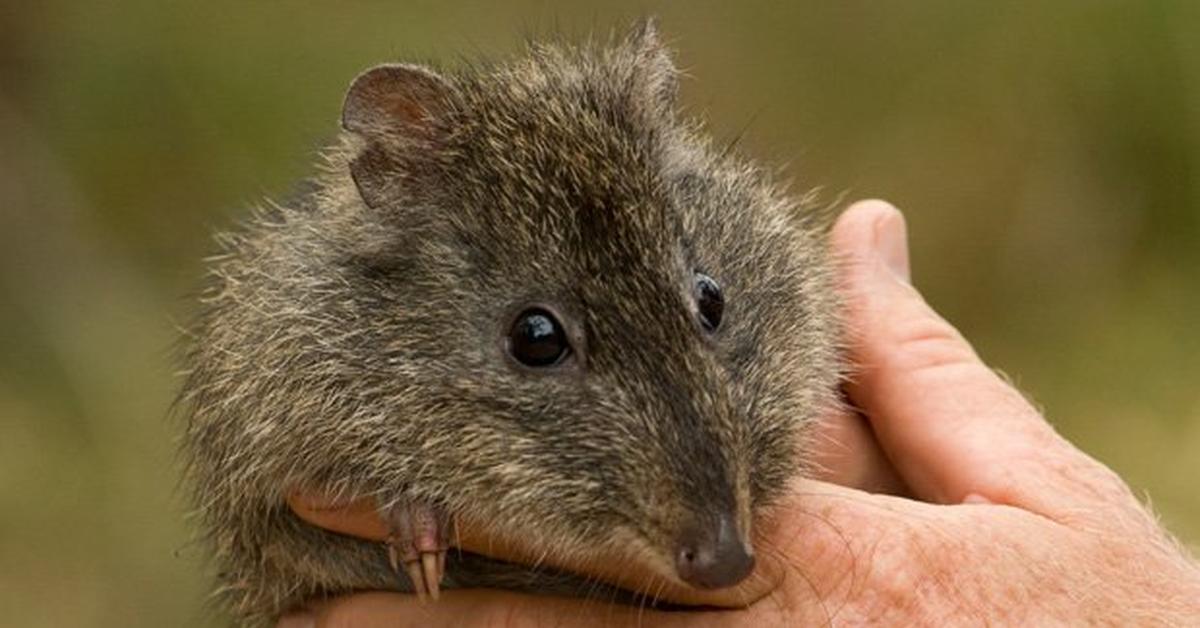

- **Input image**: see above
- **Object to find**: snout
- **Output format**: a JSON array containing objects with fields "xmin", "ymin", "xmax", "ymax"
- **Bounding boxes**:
[{"xmin": 674, "ymin": 512, "xmax": 755, "ymax": 589}]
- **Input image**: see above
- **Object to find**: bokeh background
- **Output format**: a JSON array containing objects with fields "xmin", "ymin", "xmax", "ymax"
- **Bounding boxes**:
[{"xmin": 2, "ymin": 1, "xmax": 1198, "ymax": 626}]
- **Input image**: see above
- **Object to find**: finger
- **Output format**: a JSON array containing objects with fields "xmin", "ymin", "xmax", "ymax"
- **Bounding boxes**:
[
  {"xmin": 286, "ymin": 492, "xmax": 781, "ymax": 608},
  {"xmin": 831, "ymin": 200, "xmax": 1116, "ymax": 515},
  {"xmin": 298, "ymin": 482, "xmax": 908, "ymax": 628},
  {"xmin": 283, "ymin": 481, "xmax": 1047, "ymax": 628},
  {"xmin": 806, "ymin": 404, "xmax": 908, "ymax": 495},
  {"xmin": 299, "ymin": 590, "xmax": 710, "ymax": 628}
]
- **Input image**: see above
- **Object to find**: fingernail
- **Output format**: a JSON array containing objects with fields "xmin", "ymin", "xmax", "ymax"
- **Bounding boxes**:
[
  {"xmin": 872, "ymin": 205, "xmax": 911, "ymax": 283},
  {"xmin": 277, "ymin": 611, "xmax": 315, "ymax": 628},
  {"xmin": 962, "ymin": 493, "xmax": 993, "ymax": 504}
]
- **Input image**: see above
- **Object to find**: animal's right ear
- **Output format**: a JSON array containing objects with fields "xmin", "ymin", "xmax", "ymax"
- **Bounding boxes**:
[
  {"xmin": 341, "ymin": 64, "xmax": 452, "ymax": 209},
  {"xmin": 626, "ymin": 18, "xmax": 678, "ymax": 112}
]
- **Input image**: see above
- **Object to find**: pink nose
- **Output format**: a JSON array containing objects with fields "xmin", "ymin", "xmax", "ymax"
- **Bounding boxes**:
[{"xmin": 674, "ymin": 513, "xmax": 755, "ymax": 589}]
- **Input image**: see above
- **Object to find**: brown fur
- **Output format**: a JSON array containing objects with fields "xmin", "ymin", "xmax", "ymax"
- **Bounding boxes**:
[{"xmin": 178, "ymin": 22, "xmax": 842, "ymax": 626}]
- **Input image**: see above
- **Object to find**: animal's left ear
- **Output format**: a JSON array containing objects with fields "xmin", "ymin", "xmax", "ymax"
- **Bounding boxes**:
[
  {"xmin": 627, "ymin": 18, "xmax": 679, "ymax": 111},
  {"xmin": 341, "ymin": 63, "xmax": 452, "ymax": 138},
  {"xmin": 340, "ymin": 64, "xmax": 454, "ymax": 209}
]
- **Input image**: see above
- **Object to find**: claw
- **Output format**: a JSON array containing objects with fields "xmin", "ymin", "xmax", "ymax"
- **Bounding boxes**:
[
  {"xmin": 387, "ymin": 538, "xmax": 400, "ymax": 573},
  {"xmin": 422, "ymin": 552, "xmax": 441, "ymax": 600},
  {"xmin": 405, "ymin": 560, "xmax": 427, "ymax": 602},
  {"xmin": 382, "ymin": 499, "xmax": 450, "ymax": 601}
]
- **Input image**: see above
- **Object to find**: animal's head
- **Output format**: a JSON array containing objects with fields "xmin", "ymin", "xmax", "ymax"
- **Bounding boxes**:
[{"xmin": 186, "ymin": 22, "xmax": 840, "ymax": 591}]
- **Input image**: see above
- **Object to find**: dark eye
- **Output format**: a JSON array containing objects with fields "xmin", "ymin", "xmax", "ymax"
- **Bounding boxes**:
[
  {"xmin": 694, "ymin": 272, "xmax": 724, "ymax": 332},
  {"xmin": 508, "ymin": 308, "xmax": 571, "ymax": 367}
]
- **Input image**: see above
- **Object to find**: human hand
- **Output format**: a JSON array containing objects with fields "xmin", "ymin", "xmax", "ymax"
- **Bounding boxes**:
[{"xmin": 280, "ymin": 200, "xmax": 1200, "ymax": 626}]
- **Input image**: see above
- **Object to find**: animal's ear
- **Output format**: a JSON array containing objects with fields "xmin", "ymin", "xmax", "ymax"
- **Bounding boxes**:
[
  {"xmin": 341, "ymin": 63, "xmax": 452, "ymax": 136},
  {"xmin": 626, "ymin": 18, "xmax": 679, "ymax": 111},
  {"xmin": 341, "ymin": 64, "xmax": 453, "ymax": 209}
]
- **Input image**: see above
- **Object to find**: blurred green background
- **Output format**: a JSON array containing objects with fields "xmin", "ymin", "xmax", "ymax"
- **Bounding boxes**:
[{"xmin": 1, "ymin": 1, "xmax": 1197, "ymax": 626}]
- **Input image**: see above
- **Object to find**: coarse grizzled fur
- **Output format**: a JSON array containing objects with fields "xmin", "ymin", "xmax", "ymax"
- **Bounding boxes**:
[{"xmin": 178, "ymin": 20, "xmax": 842, "ymax": 626}]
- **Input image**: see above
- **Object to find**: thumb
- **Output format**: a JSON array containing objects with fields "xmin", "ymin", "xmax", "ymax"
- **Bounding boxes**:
[{"xmin": 831, "ymin": 200, "xmax": 1111, "ymax": 517}]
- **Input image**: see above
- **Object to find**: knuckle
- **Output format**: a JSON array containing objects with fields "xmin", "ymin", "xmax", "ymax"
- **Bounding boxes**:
[{"xmin": 875, "ymin": 309, "xmax": 977, "ymax": 377}]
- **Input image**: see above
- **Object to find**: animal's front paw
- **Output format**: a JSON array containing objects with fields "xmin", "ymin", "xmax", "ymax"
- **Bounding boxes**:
[{"xmin": 381, "ymin": 500, "xmax": 450, "ymax": 601}]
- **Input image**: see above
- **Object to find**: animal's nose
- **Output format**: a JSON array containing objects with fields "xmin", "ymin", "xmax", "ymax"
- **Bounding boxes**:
[{"xmin": 674, "ymin": 513, "xmax": 755, "ymax": 589}]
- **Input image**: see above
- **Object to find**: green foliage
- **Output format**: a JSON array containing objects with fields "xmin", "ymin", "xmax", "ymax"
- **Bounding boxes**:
[{"xmin": 1, "ymin": 2, "xmax": 1197, "ymax": 626}]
